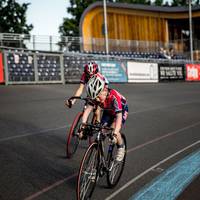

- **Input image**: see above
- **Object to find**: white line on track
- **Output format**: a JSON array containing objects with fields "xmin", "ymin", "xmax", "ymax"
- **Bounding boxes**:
[
  {"xmin": 1, "ymin": 100, "xmax": 199, "ymax": 142},
  {"xmin": 127, "ymin": 121, "xmax": 200, "ymax": 153},
  {"xmin": 0, "ymin": 125, "xmax": 70, "ymax": 142},
  {"xmin": 23, "ymin": 121, "xmax": 200, "ymax": 200},
  {"xmin": 24, "ymin": 173, "xmax": 77, "ymax": 200},
  {"xmin": 105, "ymin": 140, "xmax": 200, "ymax": 200}
]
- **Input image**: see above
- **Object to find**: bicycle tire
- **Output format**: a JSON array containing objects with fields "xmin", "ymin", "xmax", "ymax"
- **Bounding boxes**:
[
  {"xmin": 66, "ymin": 112, "xmax": 83, "ymax": 158},
  {"xmin": 77, "ymin": 142, "xmax": 99, "ymax": 200},
  {"xmin": 106, "ymin": 133, "xmax": 127, "ymax": 188}
]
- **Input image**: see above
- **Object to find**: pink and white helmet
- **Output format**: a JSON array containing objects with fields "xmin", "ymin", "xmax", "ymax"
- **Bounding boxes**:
[
  {"xmin": 86, "ymin": 73, "xmax": 105, "ymax": 99},
  {"xmin": 84, "ymin": 62, "xmax": 99, "ymax": 76}
]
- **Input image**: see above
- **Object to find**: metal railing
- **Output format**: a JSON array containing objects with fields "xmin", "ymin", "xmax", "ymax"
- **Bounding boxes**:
[{"xmin": 1, "ymin": 33, "xmax": 200, "ymax": 59}]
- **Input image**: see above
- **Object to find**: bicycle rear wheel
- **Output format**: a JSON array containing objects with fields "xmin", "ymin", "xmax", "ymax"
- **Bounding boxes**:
[
  {"xmin": 106, "ymin": 133, "xmax": 127, "ymax": 188},
  {"xmin": 66, "ymin": 112, "xmax": 82, "ymax": 158},
  {"xmin": 77, "ymin": 142, "xmax": 99, "ymax": 200}
]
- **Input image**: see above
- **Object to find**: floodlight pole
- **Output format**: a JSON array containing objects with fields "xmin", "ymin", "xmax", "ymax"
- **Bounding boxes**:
[
  {"xmin": 189, "ymin": 0, "xmax": 193, "ymax": 62},
  {"xmin": 103, "ymin": 0, "xmax": 109, "ymax": 54}
]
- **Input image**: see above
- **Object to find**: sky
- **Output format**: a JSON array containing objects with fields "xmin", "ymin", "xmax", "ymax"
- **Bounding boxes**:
[{"xmin": 16, "ymin": 0, "xmax": 71, "ymax": 36}]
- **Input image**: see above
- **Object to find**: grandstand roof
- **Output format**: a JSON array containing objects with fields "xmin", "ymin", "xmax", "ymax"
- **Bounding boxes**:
[
  {"xmin": 80, "ymin": 2, "xmax": 200, "ymax": 37},
  {"xmin": 82, "ymin": 1, "xmax": 200, "ymax": 16},
  {"xmin": 79, "ymin": 2, "xmax": 200, "ymax": 53}
]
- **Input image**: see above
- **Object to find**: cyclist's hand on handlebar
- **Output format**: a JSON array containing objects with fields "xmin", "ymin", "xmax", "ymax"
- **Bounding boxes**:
[
  {"xmin": 64, "ymin": 99, "xmax": 73, "ymax": 108},
  {"xmin": 77, "ymin": 123, "xmax": 87, "ymax": 139}
]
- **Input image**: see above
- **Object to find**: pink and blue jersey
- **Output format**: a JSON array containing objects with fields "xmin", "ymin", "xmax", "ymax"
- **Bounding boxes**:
[
  {"xmin": 80, "ymin": 72, "xmax": 90, "ymax": 85},
  {"xmin": 102, "ymin": 89, "xmax": 127, "ymax": 115},
  {"xmin": 100, "ymin": 89, "xmax": 128, "ymax": 126}
]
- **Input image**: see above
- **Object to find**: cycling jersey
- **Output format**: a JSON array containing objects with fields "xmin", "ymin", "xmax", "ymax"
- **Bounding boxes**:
[
  {"xmin": 102, "ymin": 89, "xmax": 127, "ymax": 115},
  {"xmin": 80, "ymin": 72, "xmax": 90, "ymax": 85},
  {"xmin": 101, "ymin": 89, "xmax": 128, "ymax": 126},
  {"xmin": 88, "ymin": 88, "xmax": 128, "ymax": 126}
]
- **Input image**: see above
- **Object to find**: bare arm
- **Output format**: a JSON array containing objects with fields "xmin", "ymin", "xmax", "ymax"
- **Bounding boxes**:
[
  {"xmin": 65, "ymin": 83, "xmax": 85, "ymax": 107},
  {"xmin": 94, "ymin": 106, "xmax": 101, "ymax": 123},
  {"xmin": 113, "ymin": 112, "xmax": 123, "ymax": 145},
  {"xmin": 114, "ymin": 112, "xmax": 122, "ymax": 134},
  {"xmin": 72, "ymin": 83, "xmax": 85, "ymax": 104},
  {"xmin": 78, "ymin": 104, "xmax": 93, "ymax": 138},
  {"xmin": 82, "ymin": 104, "xmax": 93, "ymax": 124}
]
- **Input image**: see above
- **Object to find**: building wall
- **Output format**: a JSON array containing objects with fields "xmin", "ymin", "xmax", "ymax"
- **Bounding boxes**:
[{"xmin": 80, "ymin": 3, "xmax": 200, "ymax": 52}]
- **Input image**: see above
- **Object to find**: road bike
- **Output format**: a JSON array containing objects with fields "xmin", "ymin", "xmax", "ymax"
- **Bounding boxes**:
[
  {"xmin": 76, "ymin": 123, "xmax": 127, "ymax": 200},
  {"xmin": 66, "ymin": 96, "xmax": 97, "ymax": 158}
]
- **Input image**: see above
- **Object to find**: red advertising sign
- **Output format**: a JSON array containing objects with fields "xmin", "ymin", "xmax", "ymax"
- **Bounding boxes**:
[
  {"xmin": 0, "ymin": 53, "xmax": 4, "ymax": 83},
  {"xmin": 186, "ymin": 64, "xmax": 200, "ymax": 81}
]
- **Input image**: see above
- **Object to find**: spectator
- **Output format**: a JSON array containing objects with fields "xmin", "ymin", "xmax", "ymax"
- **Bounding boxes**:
[
  {"xmin": 169, "ymin": 47, "xmax": 175, "ymax": 59},
  {"xmin": 159, "ymin": 47, "xmax": 171, "ymax": 59}
]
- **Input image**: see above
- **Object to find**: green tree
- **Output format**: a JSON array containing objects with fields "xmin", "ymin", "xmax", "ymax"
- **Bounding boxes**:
[
  {"xmin": 154, "ymin": 0, "xmax": 164, "ymax": 6},
  {"xmin": 114, "ymin": 0, "xmax": 150, "ymax": 3},
  {"xmin": 59, "ymin": 0, "xmax": 96, "ymax": 37},
  {"xmin": 0, "ymin": 0, "xmax": 33, "ymax": 34},
  {"xmin": 171, "ymin": 0, "xmax": 199, "ymax": 6},
  {"xmin": 171, "ymin": 0, "xmax": 187, "ymax": 6}
]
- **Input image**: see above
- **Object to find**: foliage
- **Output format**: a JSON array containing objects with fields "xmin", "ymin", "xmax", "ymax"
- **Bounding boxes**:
[
  {"xmin": 59, "ymin": 0, "xmax": 96, "ymax": 37},
  {"xmin": 0, "ymin": 0, "xmax": 33, "ymax": 34},
  {"xmin": 154, "ymin": 0, "xmax": 164, "ymax": 6},
  {"xmin": 171, "ymin": 0, "xmax": 200, "ymax": 6}
]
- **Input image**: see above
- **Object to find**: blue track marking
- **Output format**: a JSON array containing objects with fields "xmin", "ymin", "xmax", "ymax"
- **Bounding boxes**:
[{"xmin": 129, "ymin": 149, "xmax": 200, "ymax": 200}]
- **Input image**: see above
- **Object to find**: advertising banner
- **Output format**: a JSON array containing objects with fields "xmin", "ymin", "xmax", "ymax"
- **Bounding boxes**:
[
  {"xmin": 159, "ymin": 64, "xmax": 185, "ymax": 81},
  {"xmin": 127, "ymin": 62, "xmax": 158, "ymax": 82},
  {"xmin": 0, "ymin": 53, "xmax": 4, "ymax": 83},
  {"xmin": 186, "ymin": 64, "xmax": 200, "ymax": 81},
  {"xmin": 97, "ymin": 61, "xmax": 127, "ymax": 82}
]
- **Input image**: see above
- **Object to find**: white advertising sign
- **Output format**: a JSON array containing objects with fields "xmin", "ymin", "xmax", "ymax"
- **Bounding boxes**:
[{"xmin": 127, "ymin": 62, "xmax": 158, "ymax": 83}]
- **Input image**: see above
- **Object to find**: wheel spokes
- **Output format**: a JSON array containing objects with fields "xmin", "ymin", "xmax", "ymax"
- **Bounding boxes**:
[
  {"xmin": 79, "ymin": 146, "xmax": 98, "ymax": 199},
  {"xmin": 109, "ymin": 161, "xmax": 122, "ymax": 183}
]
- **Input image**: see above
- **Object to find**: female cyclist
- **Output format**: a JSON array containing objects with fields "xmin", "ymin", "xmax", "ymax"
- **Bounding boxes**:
[
  {"xmin": 65, "ymin": 61, "xmax": 108, "ymax": 107},
  {"xmin": 80, "ymin": 74, "xmax": 128, "ymax": 161}
]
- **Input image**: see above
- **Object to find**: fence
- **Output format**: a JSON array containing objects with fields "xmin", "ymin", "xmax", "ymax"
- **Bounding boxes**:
[
  {"xmin": 1, "ymin": 33, "xmax": 200, "ymax": 60},
  {"xmin": 4, "ymin": 50, "xmax": 64, "ymax": 84},
  {"xmin": 2, "ymin": 47, "xmax": 197, "ymax": 85}
]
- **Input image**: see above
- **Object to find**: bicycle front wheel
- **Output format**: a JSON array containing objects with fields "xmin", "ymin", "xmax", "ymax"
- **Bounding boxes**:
[
  {"xmin": 77, "ymin": 142, "xmax": 99, "ymax": 200},
  {"xmin": 66, "ymin": 112, "xmax": 82, "ymax": 158},
  {"xmin": 106, "ymin": 133, "xmax": 127, "ymax": 188}
]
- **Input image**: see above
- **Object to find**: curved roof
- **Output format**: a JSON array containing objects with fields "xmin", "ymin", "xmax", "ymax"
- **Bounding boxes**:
[
  {"xmin": 80, "ymin": 1, "xmax": 200, "ymax": 35},
  {"xmin": 82, "ymin": 1, "xmax": 200, "ymax": 14}
]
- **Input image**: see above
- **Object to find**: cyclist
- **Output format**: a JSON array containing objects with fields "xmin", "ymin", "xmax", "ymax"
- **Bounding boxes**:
[
  {"xmin": 80, "ymin": 73, "xmax": 128, "ymax": 162},
  {"xmin": 65, "ymin": 61, "xmax": 107, "ymax": 107}
]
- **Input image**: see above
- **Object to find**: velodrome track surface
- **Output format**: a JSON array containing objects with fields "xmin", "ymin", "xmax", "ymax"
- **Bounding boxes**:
[{"xmin": 0, "ymin": 82, "xmax": 200, "ymax": 200}]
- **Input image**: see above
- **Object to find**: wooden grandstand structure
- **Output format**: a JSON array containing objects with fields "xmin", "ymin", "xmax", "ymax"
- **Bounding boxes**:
[{"xmin": 80, "ymin": 2, "xmax": 200, "ymax": 55}]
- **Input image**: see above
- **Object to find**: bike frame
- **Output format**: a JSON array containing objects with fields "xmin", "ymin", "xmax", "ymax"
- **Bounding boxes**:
[{"xmin": 93, "ymin": 127, "xmax": 114, "ymax": 177}]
